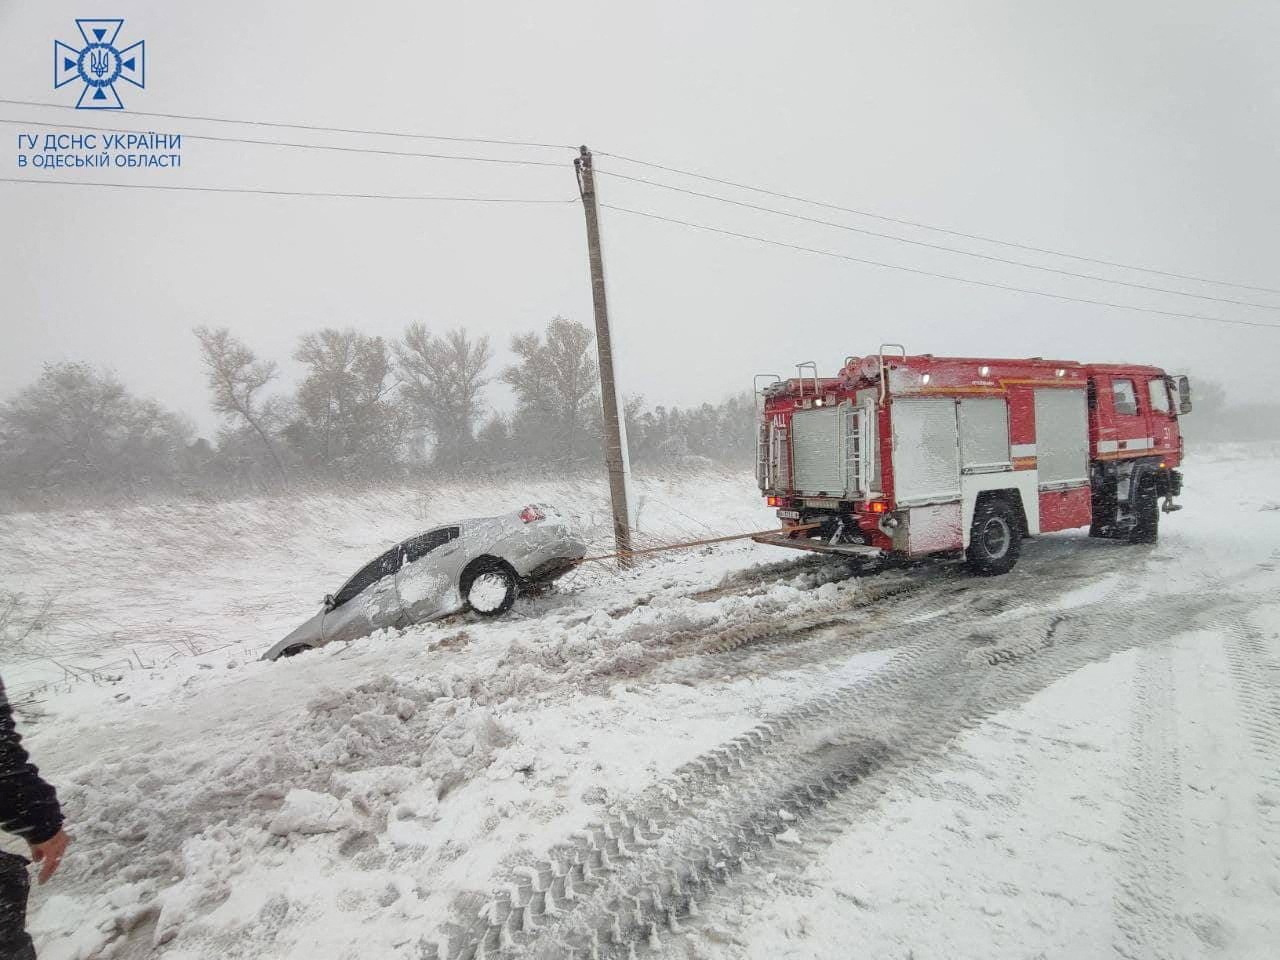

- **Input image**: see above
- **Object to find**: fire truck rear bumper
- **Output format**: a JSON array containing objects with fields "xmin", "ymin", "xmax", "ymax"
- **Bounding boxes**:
[{"xmin": 752, "ymin": 533, "xmax": 886, "ymax": 560}]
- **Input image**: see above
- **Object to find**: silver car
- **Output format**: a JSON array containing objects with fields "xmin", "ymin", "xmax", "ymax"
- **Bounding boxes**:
[{"xmin": 262, "ymin": 504, "xmax": 586, "ymax": 660}]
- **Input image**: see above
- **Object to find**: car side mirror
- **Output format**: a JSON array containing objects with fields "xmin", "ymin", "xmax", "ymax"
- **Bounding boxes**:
[
  {"xmin": 322, "ymin": 594, "xmax": 335, "ymax": 611},
  {"xmin": 1174, "ymin": 375, "xmax": 1192, "ymax": 415}
]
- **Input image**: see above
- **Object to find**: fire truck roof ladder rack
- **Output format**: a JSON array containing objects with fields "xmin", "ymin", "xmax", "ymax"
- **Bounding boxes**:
[
  {"xmin": 753, "ymin": 373, "xmax": 782, "ymax": 412},
  {"xmin": 878, "ymin": 343, "xmax": 907, "ymax": 402},
  {"xmin": 796, "ymin": 361, "xmax": 819, "ymax": 399}
]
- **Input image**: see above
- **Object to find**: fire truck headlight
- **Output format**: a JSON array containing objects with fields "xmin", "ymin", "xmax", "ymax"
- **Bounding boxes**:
[{"xmin": 814, "ymin": 398, "xmax": 824, "ymax": 407}]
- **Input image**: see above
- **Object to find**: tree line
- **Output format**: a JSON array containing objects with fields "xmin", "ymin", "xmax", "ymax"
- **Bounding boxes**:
[{"xmin": 0, "ymin": 317, "xmax": 755, "ymax": 505}]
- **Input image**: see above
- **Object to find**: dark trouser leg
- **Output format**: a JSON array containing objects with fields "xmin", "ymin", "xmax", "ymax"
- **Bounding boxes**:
[{"xmin": 0, "ymin": 852, "xmax": 35, "ymax": 960}]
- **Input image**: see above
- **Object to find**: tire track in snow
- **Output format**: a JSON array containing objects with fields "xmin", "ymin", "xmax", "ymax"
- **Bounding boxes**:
[
  {"xmin": 434, "ymin": 565, "xmax": 1230, "ymax": 959},
  {"xmin": 1191, "ymin": 561, "xmax": 1280, "ymax": 901},
  {"xmin": 1215, "ymin": 593, "xmax": 1280, "ymax": 906},
  {"xmin": 649, "ymin": 538, "xmax": 1130, "ymax": 688},
  {"xmin": 1112, "ymin": 640, "xmax": 1183, "ymax": 960},
  {"xmin": 1221, "ymin": 618, "xmax": 1280, "ymax": 793}
]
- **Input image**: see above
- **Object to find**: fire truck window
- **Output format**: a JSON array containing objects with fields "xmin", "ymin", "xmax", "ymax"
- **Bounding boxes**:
[
  {"xmin": 1111, "ymin": 378, "xmax": 1138, "ymax": 416},
  {"xmin": 1148, "ymin": 379, "xmax": 1171, "ymax": 414}
]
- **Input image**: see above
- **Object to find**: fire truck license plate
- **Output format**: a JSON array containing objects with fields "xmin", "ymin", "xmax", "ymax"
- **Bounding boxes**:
[{"xmin": 778, "ymin": 509, "xmax": 801, "ymax": 520}]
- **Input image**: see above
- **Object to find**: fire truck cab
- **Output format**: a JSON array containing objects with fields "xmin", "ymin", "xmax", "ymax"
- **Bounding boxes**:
[{"xmin": 754, "ymin": 347, "xmax": 1190, "ymax": 574}]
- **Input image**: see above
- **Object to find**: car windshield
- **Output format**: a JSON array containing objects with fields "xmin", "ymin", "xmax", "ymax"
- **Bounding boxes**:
[{"xmin": 330, "ymin": 547, "xmax": 400, "ymax": 608}]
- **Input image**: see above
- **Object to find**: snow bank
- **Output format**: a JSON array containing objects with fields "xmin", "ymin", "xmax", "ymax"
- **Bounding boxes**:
[{"xmin": 12, "ymin": 446, "xmax": 1280, "ymax": 959}]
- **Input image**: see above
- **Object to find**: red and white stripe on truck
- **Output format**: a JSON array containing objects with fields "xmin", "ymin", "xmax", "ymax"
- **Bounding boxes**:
[{"xmin": 754, "ymin": 349, "xmax": 1189, "ymax": 574}]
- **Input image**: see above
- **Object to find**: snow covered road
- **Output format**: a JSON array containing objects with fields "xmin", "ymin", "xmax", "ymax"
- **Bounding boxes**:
[{"xmin": 4, "ymin": 449, "xmax": 1278, "ymax": 959}]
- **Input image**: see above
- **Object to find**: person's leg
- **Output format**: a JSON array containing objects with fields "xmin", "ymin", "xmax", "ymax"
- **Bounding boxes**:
[{"xmin": 0, "ymin": 852, "xmax": 35, "ymax": 960}]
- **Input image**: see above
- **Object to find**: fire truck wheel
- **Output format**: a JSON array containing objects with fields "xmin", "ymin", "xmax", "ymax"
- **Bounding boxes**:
[
  {"xmin": 966, "ymin": 499, "xmax": 1021, "ymax": 576},
  {"xmin": 1128, "ymin": 481, "xmax": 1160, "ymax": 544}
]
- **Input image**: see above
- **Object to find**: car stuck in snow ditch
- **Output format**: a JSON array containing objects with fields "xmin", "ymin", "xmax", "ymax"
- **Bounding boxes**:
[{"xmin": 262, "ymin": 504, "xmax": 586, "ymax": 660}]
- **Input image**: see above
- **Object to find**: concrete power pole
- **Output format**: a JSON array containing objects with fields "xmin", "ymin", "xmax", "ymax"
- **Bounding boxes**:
[{"xmin": 575, "ymin": 145, "xmax": 634, "ymax": 565}]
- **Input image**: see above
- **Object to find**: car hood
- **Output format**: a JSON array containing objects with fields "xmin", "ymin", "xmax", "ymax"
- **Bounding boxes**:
[{"xmin": 260, "ymin": 608, "xmax": 325, "ymax": 661}]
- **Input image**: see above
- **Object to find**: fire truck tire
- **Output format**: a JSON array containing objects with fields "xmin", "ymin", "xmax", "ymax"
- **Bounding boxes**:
[
  {"xmin": 965, "ymin": 499, "xmax": 1021, "ymax": 576},
  {"xmin": 1128, "ymin": 481, "xmax": 1160, "ymax": 544}
]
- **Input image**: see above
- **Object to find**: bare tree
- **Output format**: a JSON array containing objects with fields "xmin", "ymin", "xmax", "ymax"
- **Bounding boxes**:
[
  {"xmin": 288, "ymin": 328, "xmax": 405, "ymax": 474},
  {"xmin": 193, "ymin": 326, "xmax": 288, "ymax": 483},
  {"xmin": 503, "ymin": 316, "xmax": 599, "ymax": 465},
  {"xmin": 0, "ymin": 362, "xmax": 192, "ymax": 494},
  {"xmin": 395, "ymin": 324, "xmax": 492, "ymax": 470}
]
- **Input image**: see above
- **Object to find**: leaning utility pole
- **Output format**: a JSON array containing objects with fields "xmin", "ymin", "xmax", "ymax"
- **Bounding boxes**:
[{"xmin": 575, "ymin": 145, "xmax": 633, "ymax": 565}]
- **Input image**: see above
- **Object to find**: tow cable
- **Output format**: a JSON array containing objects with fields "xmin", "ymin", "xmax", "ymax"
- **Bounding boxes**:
[{"xmin": 574, "ymin": 523, "xmax": 821, "ymax": 565}]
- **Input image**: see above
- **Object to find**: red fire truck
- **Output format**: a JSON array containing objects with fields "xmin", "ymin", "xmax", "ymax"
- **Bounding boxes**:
[{"xmin": 753, "ymin": 347, "xmax": 1192, "ymax": 574}]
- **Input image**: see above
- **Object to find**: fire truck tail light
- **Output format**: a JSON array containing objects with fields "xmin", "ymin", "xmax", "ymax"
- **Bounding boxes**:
[
  {"xmin": 767, "ymin": 495, "xmax": 783, "ymax": 507},
  {"xmin": 867, "ymin": 500, "xmax": 888, "ymax": 514}
]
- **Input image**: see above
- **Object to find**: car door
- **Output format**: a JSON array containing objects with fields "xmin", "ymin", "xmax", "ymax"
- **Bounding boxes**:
[
  {"xmin": 321, "ymin": 546, "xmax": 405, "ymax": 643},
  {"xmin": 394, "ymin": 526, "xmax": 465, "ymax": 624}
]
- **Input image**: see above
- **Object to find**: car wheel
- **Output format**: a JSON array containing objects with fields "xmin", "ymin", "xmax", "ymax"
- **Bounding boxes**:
[
  {"xmin": 278, "ymin": 643, "xmax": 312, "ymax": 660},
  {"xmin": 965, "ymin": 499, "xmax": 1021, "ymax": 576},
  {"xmin": 463, "ymin": 562, "xmax": 518, "ymax": 617}
]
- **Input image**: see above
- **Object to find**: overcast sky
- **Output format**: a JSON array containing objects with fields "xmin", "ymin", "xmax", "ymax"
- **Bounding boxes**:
[{"xmin": 2, "ymin": 1, "xmax": 1277, "ymax": 434}]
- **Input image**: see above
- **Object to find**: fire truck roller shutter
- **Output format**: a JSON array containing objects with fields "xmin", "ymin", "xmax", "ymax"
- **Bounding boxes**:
[
  {"xmin": 1033, "ymin": 387, "xmax": 1093, "ymax": 532},
  {"xmin": 891, "ymin": 398, "xmax": 964, "ymax": 555},
  {"xmin": 791, "ymin": 405, "xmax": 850, "ymax": 496},
  {"xmin": 957, "ymin": 397, "xmax": 1012, "ymax": 473},
  {"xmin": 891, "ymin": 398, "xmax": 961, "ymax": 504}
]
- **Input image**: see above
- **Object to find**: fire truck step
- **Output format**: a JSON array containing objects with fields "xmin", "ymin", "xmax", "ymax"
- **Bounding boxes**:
[{"xmin": 751, "ymin": 534, "xmax": 885, "ymax": 560}]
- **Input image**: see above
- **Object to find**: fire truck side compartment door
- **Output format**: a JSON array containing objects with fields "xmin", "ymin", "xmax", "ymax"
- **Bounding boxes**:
[
  {"xmin": 891, "ymin": 398, "xmax": 961, "ymax": 505},
  {"xmin": 957, "ymin": 397, "xmax": 1011, "ymax": 472},
  {"xmin": 904, "ymin": 502, "xmax": 963, "ymax": 555},
  {"xmin": 1033, "ymin": 388, "xmax": 1089, "ymax": 486}
]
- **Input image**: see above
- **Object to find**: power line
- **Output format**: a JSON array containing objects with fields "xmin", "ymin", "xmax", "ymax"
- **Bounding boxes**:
[
  {"xmin": 598, "ymin": 151, "xmax": 1280, "ymax": 297},
  {"xmin": 600, "ymin": 202, "xmax": 1280, "ymax": 331},
  {"xmin": 0, "ymin": 98, "xmax": 576, "ymax": 152},
  {"xmin": 596, "ymin": 168, "xmax": 1280, "ymax": 313},
  {"xmin": 0, "ymin": 117, "xmax": 567, "ymax": 168},
  {"xmin": 0, "ymin": 177, "xmax": 577, "ymax": 204}
]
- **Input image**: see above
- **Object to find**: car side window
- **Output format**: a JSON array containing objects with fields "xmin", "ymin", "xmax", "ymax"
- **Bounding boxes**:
[
  {"xmin": 331, "ymin": 547, "xmax": 402, "ymax": 609},
  {"xmin": 1111, "ymin": 378, "xmax": 1138, "ymax": 416},
  {"xmin": 400, "ymin": 526, "xmax": 460, "ymax": 564},
  {"xmin": 1147, "ymin": 378, "xmax": 1171, "ymax": 414}
]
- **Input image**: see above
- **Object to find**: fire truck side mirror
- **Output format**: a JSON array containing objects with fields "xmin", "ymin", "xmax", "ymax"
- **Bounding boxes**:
[{"xmin": 1174, "ymin": 375, "xmax": 1193, "ymax": 415}]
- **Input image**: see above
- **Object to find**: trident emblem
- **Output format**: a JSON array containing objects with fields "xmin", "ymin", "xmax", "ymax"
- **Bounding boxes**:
[{"xmin": 54, "ymin": 19, "xmax": 146, "ymax": 110}]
